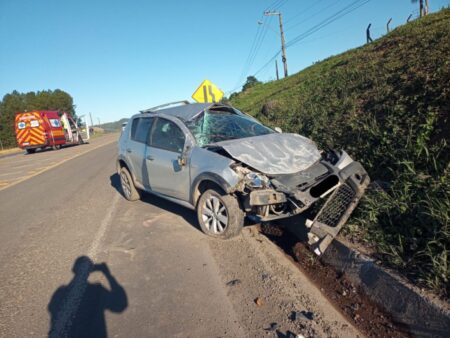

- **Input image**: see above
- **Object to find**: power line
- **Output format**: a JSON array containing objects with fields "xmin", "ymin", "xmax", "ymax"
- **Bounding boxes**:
[
  {"xmin": 233, "ymin": 17, "xmax": 270, "ymax": 90},
  {"xmin": 286, "ymin": 0, "xmax": 371, "ymax": 48},
  {"xmin": 284, "ymin": 0, "xmax": 326, "ymax": 25},
  {"xmin": 232, "ymin": 0, "xmax": 289, "ymax": 92},
  {"xmin": 285, "ymin": 0, "xmax": 345, "ymax": 31},
  {"xmin": 266, "ymin": 0, "xmax": 285, "ymax": 11},
  {"xmin": 254, "ymin": 50, "xmax": 281, "ymax": 77},
  {"xmin": 229, "ymin": 0, "xmax": 371, "ymax": 94}
]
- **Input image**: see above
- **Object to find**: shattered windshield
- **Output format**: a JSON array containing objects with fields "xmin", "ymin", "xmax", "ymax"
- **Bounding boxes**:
[{"xmin": 186, "ymin": 110, "xmax": 274, "ymax": 146}]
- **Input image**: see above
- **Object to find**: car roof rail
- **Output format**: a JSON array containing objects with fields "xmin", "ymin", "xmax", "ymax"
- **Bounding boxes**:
[{"xmin": 140, "ymin": 100, "xmax": 190, "ymax": 113}]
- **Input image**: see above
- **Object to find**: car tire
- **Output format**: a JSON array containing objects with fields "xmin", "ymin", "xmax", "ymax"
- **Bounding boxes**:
[
  {"xmin": 119, "ymin": 167, "xmax": 140, "ymax": 201},
  {"xmin": 26, "ymin": 148, "xmax": 36, "ymax": 154},
  {"xmin": 197, "ymin": 189, "xmax": 244, "ymax": 239}
]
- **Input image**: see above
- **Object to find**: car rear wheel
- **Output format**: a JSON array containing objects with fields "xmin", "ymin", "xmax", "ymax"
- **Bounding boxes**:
[
  {"xmin": 197, "ymin": 189, "xmax": 244, "ymax": 239},
  {"xmin": 26, "ymin": 148, "xmax": 36, "ymax": 154},
  {"xmin": 119, "ymin": 167, "xmax": 140, "ymax": 201}
]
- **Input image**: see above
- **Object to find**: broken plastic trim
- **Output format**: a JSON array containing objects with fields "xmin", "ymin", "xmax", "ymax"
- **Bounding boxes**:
[{"xmin": 308, "ymin": 174, "xmax": 370, "ymax": 255}]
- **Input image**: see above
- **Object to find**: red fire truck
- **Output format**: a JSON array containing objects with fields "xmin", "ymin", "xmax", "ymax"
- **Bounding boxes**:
[{"xmin": 15, "ymin": 111, "xmax": 89, "ymax": 154}]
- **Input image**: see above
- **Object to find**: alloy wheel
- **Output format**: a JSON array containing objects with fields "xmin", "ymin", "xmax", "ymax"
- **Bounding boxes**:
[
  {"xmin": 120, "ymin": 171, "xmax": 131, "ymax": 198},
  {"xmin": 202, "ymin": 196, "xmax": 228, "ymax": 234}
]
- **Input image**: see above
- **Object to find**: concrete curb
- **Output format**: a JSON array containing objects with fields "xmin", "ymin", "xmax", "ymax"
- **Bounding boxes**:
[{"xmin": 321, "ymin": 239, "xmax": 450, "ymax": 337}]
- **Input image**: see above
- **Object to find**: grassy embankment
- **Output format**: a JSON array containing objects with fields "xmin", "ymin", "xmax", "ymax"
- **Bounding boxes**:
[{"xmin": 230, "ymin": 9, "xmax": 449, "ymax": 296}]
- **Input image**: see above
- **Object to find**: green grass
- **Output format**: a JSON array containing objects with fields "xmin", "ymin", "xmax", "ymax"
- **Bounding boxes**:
[{"xmin": 230, "ymin": 9, "xmax": 450, "ymax": 297}]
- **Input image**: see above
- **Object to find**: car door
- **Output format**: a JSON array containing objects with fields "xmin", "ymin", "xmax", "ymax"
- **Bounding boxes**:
[
  {"xmin": 126, "ymin": 117, "xmax": 154, "ymax": 186},
  {"xmin": 145, "ymin": 117, "xmax": 190, "ymax": 201}
]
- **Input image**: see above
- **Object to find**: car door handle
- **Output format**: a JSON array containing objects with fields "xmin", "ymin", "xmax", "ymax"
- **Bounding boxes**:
[
  {"xmin": 146, "ymin": 155, "xmax": 154, "ymax": 161},
  {"xmin": 126, "ymin": 148, "xmax": 132, "ymax": 153}
]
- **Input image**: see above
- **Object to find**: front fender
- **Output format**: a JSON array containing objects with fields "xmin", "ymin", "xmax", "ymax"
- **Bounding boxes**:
[{"xmin": 189, "ymin": 147, "xmax": 240, "ymax": 205}]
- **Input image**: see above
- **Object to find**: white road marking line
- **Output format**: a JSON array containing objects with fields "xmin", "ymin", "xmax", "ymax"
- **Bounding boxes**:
[{"xmin": 49, "ymin": 193, "xmax": 120, "ymax": 338}]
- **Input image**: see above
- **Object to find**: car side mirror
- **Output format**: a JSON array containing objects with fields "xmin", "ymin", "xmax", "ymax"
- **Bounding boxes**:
[
  {"xmin": 177, "ymin": 145, "xmax": 190, "ymax": 166},
  {"xmin": 274, "ymin": 127, "xmax": 282, "ymax": 133},
  {"xmin": 177, "ymin": 156, "xmax": 186, "ymax": 166}
]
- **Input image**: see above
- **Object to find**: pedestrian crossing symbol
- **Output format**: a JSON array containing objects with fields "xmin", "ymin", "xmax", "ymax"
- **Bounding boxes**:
[{"xmin": 191, "ymin": 79, "xmax": 224, "ymax": 103}]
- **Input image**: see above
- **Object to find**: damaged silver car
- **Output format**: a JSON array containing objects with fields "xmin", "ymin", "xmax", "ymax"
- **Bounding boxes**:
[{"xmin": 117, "ymin": 101, "xmax": 369, "ymax": 255}]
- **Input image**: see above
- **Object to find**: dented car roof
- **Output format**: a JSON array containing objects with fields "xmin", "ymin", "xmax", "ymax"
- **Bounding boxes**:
[{"xmin": 141, "ymin": 102, "xmax": 217, "ymax": 121}]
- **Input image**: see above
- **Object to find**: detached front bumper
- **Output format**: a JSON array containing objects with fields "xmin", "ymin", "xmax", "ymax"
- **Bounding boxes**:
[{"xmin": 306, "ymin": 161, "xmax": 370, "ymax": 255}]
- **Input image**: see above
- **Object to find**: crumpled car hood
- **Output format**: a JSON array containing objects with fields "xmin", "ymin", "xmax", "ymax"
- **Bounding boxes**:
[{"xmin": 214, "ymin": 133, "xmax": 321, "ymax": 175}]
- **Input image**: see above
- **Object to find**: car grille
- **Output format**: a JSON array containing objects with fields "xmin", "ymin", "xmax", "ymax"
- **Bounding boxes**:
[{"xmin": 315, "ymin": 183, "xmax": 356, "ymax": 227}]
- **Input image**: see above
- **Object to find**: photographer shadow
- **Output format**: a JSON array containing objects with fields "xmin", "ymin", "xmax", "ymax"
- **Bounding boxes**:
[{"xmin": 47, "ymin": 256, "xmax": 128, "ymax": 338}]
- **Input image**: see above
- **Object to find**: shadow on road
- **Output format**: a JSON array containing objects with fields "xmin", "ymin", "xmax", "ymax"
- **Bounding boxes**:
[
  {"xmin": 109, "ymin": 173, "xmax": 201, "ymax": 232},
  {"xmin": 47, "ymin": 256, "xmax": 128, "ymax": 338}
]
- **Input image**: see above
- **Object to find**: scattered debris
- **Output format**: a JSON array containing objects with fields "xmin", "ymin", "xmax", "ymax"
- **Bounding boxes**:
[
  {"xmin": 254, "ymin": 297, "xmax": 264, "ymax": 306},
  {"xmin": 226, "ymin": 279, "xmax": 241, "ymax": 287},
  {"xmin": 262, "ymin": 225, "xmax": 410, "ymax": 337},
  {"xmin": 248, "ymin": 226, "xmax": 260, "ymax": 236},
  {"xmin": 290, "ymin": 334, "xmax": 305, "ymax": 338},
  {"xmin": 265, "ymin": 322, "xmax": 279, "ymax": 331},
  {"xmin": 292, "ymin": 310, "xmax": 314, "ymax": 321}
]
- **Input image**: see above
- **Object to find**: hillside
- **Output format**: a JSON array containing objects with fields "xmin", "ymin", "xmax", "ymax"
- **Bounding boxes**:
[
  {"xmin": 97, "ymin": 118, "xmax": 129, "ymax": 132},
  {"xmin": 231, "ymin": 9, "xmax": 450, "ymax": 296}
]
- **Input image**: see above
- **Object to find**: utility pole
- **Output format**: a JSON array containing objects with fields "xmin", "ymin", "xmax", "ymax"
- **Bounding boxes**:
[
  {"xmin": 275, "ymin": 60, "xmax": 279, "ymax": 80},
  {"xmin": 264, "ymin": 10, "xmax": 288, "ymax": 78},
  {"xmin": 89, "ymin": 112, "xmax": 94, "ymax": 128}
]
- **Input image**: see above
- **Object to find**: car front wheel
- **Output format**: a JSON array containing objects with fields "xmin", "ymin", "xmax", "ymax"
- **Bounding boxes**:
[
  {"xmin": 197, "ymin": 189, "xmax": 244, "ymax": 239},
  {"xmin": 119, "ymin": 167, "xmax": 140, "ymax": 201}
]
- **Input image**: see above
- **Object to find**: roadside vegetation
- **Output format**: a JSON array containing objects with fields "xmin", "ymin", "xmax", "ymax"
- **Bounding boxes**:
[{"xmin": 230, "ymin": 9, "xmax": 449, "ymax": 297}]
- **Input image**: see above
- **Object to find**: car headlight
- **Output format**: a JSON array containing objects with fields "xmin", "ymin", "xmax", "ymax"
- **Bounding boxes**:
[{"xmin": 245, "ymin": 172, "xmax": 269, "ymax": 188}]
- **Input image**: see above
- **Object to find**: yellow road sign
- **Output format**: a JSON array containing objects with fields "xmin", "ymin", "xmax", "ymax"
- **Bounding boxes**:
[{"xmin": 192, "ymin": 79, "xmax": 224, "ymax": 103}]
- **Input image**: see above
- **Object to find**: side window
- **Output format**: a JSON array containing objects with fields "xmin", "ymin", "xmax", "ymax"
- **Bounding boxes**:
[
  {"xmin": 49, "ymin": 119, "xmax": 61, "ymax": 128},
  {"xmin": 131, "ymin": 117, "xmax": 153, "ymax": 143},
  {"xmin": 150, "ymin": 118, "xmax": 185, "ymax": 153},
  {"xmin": 130, "ymin": 118, "xmax": 139, "ymax": 140}
]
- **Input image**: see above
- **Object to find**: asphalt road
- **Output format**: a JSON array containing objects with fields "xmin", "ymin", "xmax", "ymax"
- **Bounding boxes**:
[{"xmin": 0, "ymin": 137, "xmax": 360, "ymax": 338}]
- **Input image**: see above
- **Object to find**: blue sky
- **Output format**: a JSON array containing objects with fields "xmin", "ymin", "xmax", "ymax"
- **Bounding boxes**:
[{"xmin": 1, "ymin": 0, "xmax": 448, "ymax": 123}]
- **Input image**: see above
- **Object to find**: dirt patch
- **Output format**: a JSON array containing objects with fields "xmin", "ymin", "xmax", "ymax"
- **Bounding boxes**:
[
  {"xmin": 260, "ymin": 222, "xmax": 411, "ymax": 338},
  {"xmin": 207, "ymin": 227, "xmax": 363, "ymax": 338}
]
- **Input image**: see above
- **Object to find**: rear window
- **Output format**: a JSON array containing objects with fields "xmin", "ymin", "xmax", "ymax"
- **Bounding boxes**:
[
  {"xmin": 131, "ymin": 117, "xmax": 153, "ymax": 143},
  {"xmin": 30, "ymin": 120, "xmax": 40, "ymax": 128}
]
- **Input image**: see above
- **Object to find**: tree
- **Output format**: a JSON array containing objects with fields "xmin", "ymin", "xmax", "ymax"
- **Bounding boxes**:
[{"xmin": 242, "ymin": 76, "xmax": 261, "ymax": 92}]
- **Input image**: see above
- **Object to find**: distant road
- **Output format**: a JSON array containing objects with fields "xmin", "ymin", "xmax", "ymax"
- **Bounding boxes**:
[
  {"xmin": 0, "ymin": 137, "xmax": 359, "ymax": 337},
  {"xmin": 0, "ymin": 133, "xmax": 118, "ymax": 191}
]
